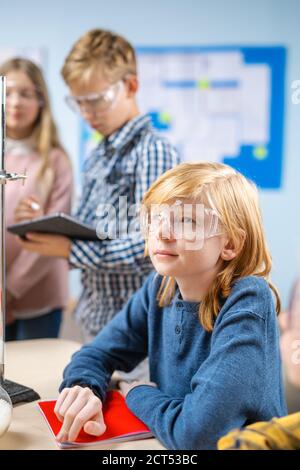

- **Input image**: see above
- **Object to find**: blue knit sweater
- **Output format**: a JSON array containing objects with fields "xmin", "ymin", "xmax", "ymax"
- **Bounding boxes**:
[{"xmin": 60, "ymin": 271, "xmax": 287, "ymax": 449}]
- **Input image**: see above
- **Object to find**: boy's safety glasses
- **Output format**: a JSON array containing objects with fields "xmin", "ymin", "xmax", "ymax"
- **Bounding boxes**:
[
  {"xmin": 65, "ymin": 80, "xmax": 124, "ymax": 114},
  {"xmin": 141, "ymin": 200, "xmax": 223, "ymax": 249}
]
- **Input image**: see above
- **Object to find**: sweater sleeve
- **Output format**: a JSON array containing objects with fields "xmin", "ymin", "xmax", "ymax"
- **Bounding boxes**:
[
  {"xmin": 59, "ymin": 272, "xmax": 156, "ymax": 401},
  {"xmin": 126, "ymin": 310, "xmax": 267, "ymax": 450},
  {"xmin": 69, "ymin": 138, "xmax": 179, "ymax": 272},
  {"xmin": 6, "ymin": 150, "xmax": 73, "ymax": 298}
]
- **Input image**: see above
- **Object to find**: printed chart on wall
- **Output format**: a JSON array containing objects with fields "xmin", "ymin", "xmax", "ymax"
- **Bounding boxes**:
[{"xmin": 80, "ymin": 46, "xmax": 286, "ymax": 189}]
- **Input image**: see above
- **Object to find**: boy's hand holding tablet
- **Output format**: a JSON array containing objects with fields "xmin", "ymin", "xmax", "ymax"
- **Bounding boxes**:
[{"xmin": 18, "ymin": 232, "xmax": 71, "ymax": 259}]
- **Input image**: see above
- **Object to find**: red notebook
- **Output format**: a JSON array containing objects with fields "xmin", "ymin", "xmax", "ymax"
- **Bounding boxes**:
[{"xmin": 38, "ymin": 390, "xmax": 152, "ymax": 448}]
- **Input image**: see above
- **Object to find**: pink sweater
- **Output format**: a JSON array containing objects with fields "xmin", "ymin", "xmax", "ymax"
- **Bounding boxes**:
[{"xmin": 5, "ymin": 143, "xmax": 73, "ymax": 318}]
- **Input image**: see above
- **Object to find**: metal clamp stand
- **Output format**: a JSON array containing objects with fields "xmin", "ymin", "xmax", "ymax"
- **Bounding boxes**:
[
  {"xmin": 0, "ymin": 76, "xmax": 27, "ymax": 384},
  {"xmin": 0, "ymin": 76, "xmax": 39, "ymax": 404}
]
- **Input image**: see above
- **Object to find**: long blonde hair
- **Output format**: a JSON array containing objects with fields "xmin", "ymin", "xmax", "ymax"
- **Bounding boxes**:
[
  {"xmin": 142, "ymin": 162, "xmax": 281, "ymax": 332},
  {"xmin": 0, "ymin": 57, "xmax": 68, "ymax": 184}
]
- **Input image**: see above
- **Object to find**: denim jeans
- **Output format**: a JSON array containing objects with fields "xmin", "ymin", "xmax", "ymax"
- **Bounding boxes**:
[{"xmin": 5, "ymin": 308, "xmax": 62, "ymax": 341}]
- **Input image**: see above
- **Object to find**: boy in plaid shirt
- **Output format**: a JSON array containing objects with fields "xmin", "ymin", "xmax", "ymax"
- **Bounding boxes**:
[{"xmin": 21, "ymin": 29, "xmax": 179, "ymax": 341}]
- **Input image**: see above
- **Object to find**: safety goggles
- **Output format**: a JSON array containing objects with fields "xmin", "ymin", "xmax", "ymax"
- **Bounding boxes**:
[
  {"xmin": 65, "ymin": 80, "xmax": 124, "ymax": 114},
  {"xmin": 141, "ymin": 200, "xmax": 223, "ymax": 249},
  {"xmin": 6, "ymin": 82, "xmax": 43, "ymax": 106}
]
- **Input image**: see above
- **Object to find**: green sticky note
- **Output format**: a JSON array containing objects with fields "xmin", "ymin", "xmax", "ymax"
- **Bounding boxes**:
[
  {"xmin": 160, "ymin": 112, "xmax": 172, "ymax": 124},
  {"xmin": 91, "ymin": 131, "xmax": 103, "ymax": 144},
  {"xmin": 197, "ymin": 80, "xmax": 210, "ymax": 89},
  {"xmin": 253, "ymin": 146, "xmax": 268, "ymax": 160}
]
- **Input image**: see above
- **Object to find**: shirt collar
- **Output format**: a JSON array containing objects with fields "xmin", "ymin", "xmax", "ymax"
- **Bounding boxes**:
[
  {"xmin": 105, "ymin": 114, "xmax": 152, "ymax": 152},
  {"xmin": 173, "ymin": 289, "xmax": 200, "ymax": 313}
]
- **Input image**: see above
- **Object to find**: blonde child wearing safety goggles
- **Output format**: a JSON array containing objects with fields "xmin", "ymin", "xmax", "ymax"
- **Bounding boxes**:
[{"xmin": 54, "ymin": 162, "xmax": 287, "ymax": 450}]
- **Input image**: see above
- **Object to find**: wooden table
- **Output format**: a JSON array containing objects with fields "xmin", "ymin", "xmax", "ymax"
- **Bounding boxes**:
[{"xmin": 0, "ymin": 339, "xmax": 164, "ymax": 450}]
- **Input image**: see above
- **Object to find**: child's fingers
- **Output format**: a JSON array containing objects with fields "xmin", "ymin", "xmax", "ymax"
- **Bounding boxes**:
[
  {"xmin": 15, "ymin": 210, "xmax": 36, "ymax": 222},
  {"xmin": 54, "ymin": 388, "xmax": 70, "ymax": 421},
  {"xmin": 14, "ymin": 199, "xmax": 36, "ymax": 215},
  {"xmin": 18, "ymin": 238, "xmax": 40, "ymax": 253},
  {"xmin": 26, "ymin": 233, "xmax": 52, "ymax": 242},
  {"xmin": 17, "ymin": 239, "xmax": 46, "ymax": 254},
  {"xmin": 67, "ymin": 398, "xmax": 104, "ymax": 442},
  {"xmin": 57, "ymin": 398, "xmax": 88, "ymax": 442},
  {"xmin": 15, "ymin": 203, "xmax": 31, "ymax": 213},
  {"xmin": 278, "ymin": 311, "xmax": 289, "ymax": 332},
  {"xmin": 56, "ymin": 387, "xmax": 101, "ymax": 442},
  {"xmin": 56, "ymin": 386, "xmax": 82, "ymax": 418},
  {"xmin": 27, "ymin": 195, "xmax": 40, "ymax": 204},
  {"xmin": 16, "ymin": 196, "xmax": 40, "ymax": 208},
  {"xmin": 83, "ymin": 414, "xmax": 106, "ymax": 436},
  {"xmin": 56, "ymin": 406, "xmax": 83, "ymax": 442},
  {"xmin": 15, "ymin": 198, "xmax": 32, "ymax": 211},
  {"xmin": 26, "ymin": 233, "xmax": 67, "ymax": 247}
]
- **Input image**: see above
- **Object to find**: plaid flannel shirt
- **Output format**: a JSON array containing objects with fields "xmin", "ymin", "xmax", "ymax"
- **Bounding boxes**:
[{"xmin": 70, "ymin": 114, "xmax": 179, "ymax": 335}]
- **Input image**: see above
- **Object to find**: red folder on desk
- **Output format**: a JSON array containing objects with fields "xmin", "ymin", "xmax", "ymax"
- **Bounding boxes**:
[{"xmin": 38, "ymin": 390, "xmax": 152, "ymax": 448}]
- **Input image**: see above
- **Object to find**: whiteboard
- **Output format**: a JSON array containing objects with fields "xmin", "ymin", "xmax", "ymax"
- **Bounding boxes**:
[{"xmin": 80, "ymin": 46, "xmax": 286, "ymax": 190}]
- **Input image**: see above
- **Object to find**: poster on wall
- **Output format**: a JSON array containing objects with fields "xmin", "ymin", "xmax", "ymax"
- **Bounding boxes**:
[{"xmin": 80, "ymin": 46, "xmax": 286, "ymax": 190}]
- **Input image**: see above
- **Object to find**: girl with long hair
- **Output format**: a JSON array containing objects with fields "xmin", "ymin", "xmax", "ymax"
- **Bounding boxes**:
[{"xmin": 1, "ymin": 58, "xmax": 73, "ymax": 340}]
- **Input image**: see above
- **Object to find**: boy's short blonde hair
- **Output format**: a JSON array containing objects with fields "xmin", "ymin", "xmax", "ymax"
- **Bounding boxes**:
[{"xmin": 61, "ymin": 29, "xmax": 137, "ymax": 85}]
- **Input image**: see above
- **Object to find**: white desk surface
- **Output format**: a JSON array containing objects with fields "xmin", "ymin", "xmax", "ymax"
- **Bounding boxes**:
[{"xmin": 0, "ymin": 339, "xmax": 164, "ymax": 451}]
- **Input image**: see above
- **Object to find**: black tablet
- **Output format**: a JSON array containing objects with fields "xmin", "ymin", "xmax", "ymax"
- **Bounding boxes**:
[{"xmin": 7, "ymin": 213, "xmax": 99, "ymax": 241}]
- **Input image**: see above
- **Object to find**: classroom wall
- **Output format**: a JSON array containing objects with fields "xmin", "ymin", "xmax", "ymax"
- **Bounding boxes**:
[{"xmin": 2, "ymin": 0, "xmax": 300, "ymax": 307}]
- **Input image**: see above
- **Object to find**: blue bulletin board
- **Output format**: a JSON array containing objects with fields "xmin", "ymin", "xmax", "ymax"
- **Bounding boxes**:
[{"xmin": 80, "ymin": 46, "xmax": 286, "ymax": 189}]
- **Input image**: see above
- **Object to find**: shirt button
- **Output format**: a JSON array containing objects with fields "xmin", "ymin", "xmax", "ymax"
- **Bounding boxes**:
[
  {"xmin": 177, "ymin": 301, "xmax": 183, "ymax": 308},
  {"xmin": 175, "ymin": 325, "xmax": 181, "ymax": 334}
]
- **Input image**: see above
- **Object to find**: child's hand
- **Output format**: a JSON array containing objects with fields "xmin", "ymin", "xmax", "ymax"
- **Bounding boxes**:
[
  {"xmin": 18, "ymin": 233, "xmax": 71, "ymax": 259},
  {"xmin": 118, "ymin": 380, "xmax": 157, "ymax": 398},
  {"xmin": 14, "ymin": 196, "xmax": 43, "ymax": 222},
  {"xmin": 54, "ymin": 385, "xmax": 106, "ymax": 443},
  {"xmin": 278, "ymin": 310, "xmax": 289, "ymax": 332},
  {"xmin": 281, "ymin": 329, "xmax": 300, "ymax": 388}
]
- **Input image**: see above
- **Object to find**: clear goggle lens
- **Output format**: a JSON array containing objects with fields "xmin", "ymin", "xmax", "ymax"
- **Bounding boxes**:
[
  {"xmin": 6, "ymin": 82, "xmax": 43, "ymax": 106},
  {"xmin": 65, "ymin": 80, "xmax": 123, "ymax": 114},
  {"xmin": 140, "ymin": 201, "xmax": 222, "ymax": 249}
]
